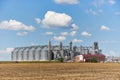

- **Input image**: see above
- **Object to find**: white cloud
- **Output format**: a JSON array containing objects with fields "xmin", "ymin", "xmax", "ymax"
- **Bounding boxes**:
[
  {"xmin": 16, "ymin": 32, "xmax": 28, "ymax": 36},
  {"xmin": 85, "ymin": 9, "xmax": 103, "ymax": 15},
  {"xmin": 115, "ymin": 12, "xmax": 120, "ymax": 15},
  {"xmin": 81, "ymin": 31, "xmax": 92, "ymax": 37},
  {"xmin": 0, "ymin": 20, "xmax": 35, "ymax": 31},
  {"xmin": 71, "ymin": 24, "xmax": 79, "ymax": 30},
  {"xmin": 53, "ymin": 36, "xmax": 66, "ymax": 42},
  {"xmin": 45, "ymin": 32, "xmax": 54, "ymax": 35},
  {"xmin": 35, "ymin": 18, "xmax": 41, "ymax": 24},
  {"xmin": 72, "ymin": 39, "xmax": 83, "ymax": 43},
  {"xmin": 0, "ymin": 50, "xmax": 7, "ymax": 54},
  {"xmin": 0, "ymin": 48, "xmax": 14, "ymax": 54},
  {"xmin": 6, "ymin": 48, "xmax": 14, "ymax": 53},
  {"xmin": 92, "ymin": 0, "xmax": 104, "ymax": 8},
  {"xmin": 100, "ymin": 25, "xmax": 110, "ymax": 31},
  {"xmin": 109, "ymin": 50, "xmax": 117, "ymax": 56},
  {"xmin": 70, "ymin": 31, "xmax": 77, "ymax": 36},
  {"xmin": 31, "ymin": 42, "xmax": 37, "ymax": 46},
  {"xmin": 54, "ymin": 0, "xmax": 79, "ymax": 4},
  {"xmin": 61, "ymin": 32, "xmax": 68, "ymax": 36},
  {"xmin": 100, "ymin": 40, "xmax": 120, "ymax": 44},
  {"xmin": 38, "ymin": 11, "xmax": 72, "ymax": 28},
  {"xmin": 108, "ymin": 0, "xmax": 116, "ymax": 5},
  {"xmin": 92, "ymin": 0, "xmax": 115, "ymax": 7},
  {"xmin": 85, "ymin": 9, "xmax": 98, "ymax": 15},
  {"xmin": 98, "ymin": 9, "xmax": 103, "ymax": 13}
]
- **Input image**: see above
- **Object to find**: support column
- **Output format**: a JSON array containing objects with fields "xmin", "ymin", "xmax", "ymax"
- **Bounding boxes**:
[{"xmin": 48, "ymin": 40, "xmax": 51, "ymax": 60}]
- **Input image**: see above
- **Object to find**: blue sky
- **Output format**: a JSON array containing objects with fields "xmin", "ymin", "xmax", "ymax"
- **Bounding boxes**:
[{"xmin": 0, "ymin": 0, "xmax": 120, "ymax": 60}]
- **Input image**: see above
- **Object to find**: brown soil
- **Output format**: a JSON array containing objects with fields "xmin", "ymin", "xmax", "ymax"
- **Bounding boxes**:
[{"xmin": 0, "ymin": 63, "xmax": 120, "ymax": 80}]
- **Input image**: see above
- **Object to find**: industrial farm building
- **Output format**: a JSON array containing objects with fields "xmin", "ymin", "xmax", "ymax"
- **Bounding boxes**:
[{"xmin": 11, "ymin": 41, "xmax": 105, "ymax": 62}]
